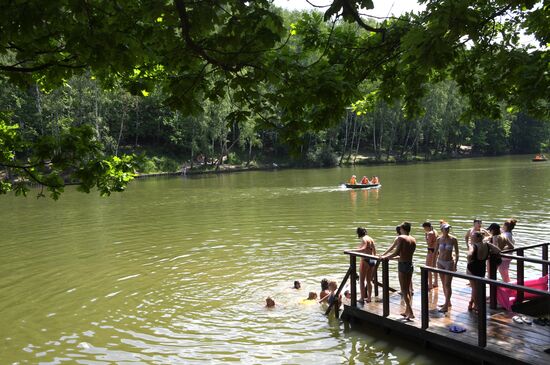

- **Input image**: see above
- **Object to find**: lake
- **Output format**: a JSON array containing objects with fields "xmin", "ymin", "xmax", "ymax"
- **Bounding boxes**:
[{"xmin": 1, "ymin": 155, "xmax": 549, "ymax": 364}]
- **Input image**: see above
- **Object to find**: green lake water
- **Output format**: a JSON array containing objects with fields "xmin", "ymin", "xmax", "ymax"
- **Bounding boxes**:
[{"xmin": 1, "ymin": 155, "xmax": 549, "ymax": 364}]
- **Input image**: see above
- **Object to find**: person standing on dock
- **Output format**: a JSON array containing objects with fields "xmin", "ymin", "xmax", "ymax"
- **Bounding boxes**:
[
  {"xmin": 422, "ymin": 222, "xmax": 438, "ymax": 290},
  {"xmin": 465, "ymin": 218, "xmax": 489, "ymax": 250},
  {"xmin": 486, "ymin": 223, "xmax": 514, "ymax": 282},
  {"xmin": 381, "ymin": 222, "xmax": 417, "ymax": 319},
  {"xmin": 350, "ymin": 227, "xmax": 377, "ymax": 303},
  {"xmin": 433, "ymin": 221, "xmax": 459, "ymax": 313}
]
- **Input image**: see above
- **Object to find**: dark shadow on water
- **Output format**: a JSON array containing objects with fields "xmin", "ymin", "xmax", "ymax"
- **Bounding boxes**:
[{"xmin": 340, "ymin": 320, "xmax": 475, "ymax": 365}]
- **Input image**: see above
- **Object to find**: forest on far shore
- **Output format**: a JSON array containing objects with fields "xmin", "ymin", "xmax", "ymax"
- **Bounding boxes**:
[{"xmin": 2, "ymin": 73, "xmax": 548, "ymax": 174}]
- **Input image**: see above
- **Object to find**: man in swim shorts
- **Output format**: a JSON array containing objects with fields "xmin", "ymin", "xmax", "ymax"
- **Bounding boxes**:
[{"xmin": 381, "ymin": 222, "xmax": 417, "ymax": 319}]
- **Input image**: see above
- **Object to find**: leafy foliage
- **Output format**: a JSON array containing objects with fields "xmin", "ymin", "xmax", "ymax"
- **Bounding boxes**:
[{"xmin": 0, "ymin": 1, "xmax": 549, "ymax": 197}]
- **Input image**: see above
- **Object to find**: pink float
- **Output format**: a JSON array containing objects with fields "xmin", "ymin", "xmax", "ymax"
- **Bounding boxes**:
[{"xmin": 496, "ymin": 275, "xmax": 549, "ymax": 311}]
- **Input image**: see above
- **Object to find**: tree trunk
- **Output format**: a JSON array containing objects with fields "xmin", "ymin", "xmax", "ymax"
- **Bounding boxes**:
[
  {"xmin": 353, "ymin": 121, "xmax": 363, "ymax": 164},
  {"xmin": 34, "ymin": 84, "xmax": 44, "ymax": 135},
  {"xmin": 339, "ymin": 113, "xmax": 350, "ymax": 165},
  {"xmin": 246, "ymin": 139, "xmax": 252, "ymax": 167},
  {"xmin": 347, "ymin": 114, "xmax": 357, "ymax": 163}
]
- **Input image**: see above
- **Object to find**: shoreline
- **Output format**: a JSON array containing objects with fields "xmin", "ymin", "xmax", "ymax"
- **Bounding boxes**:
[{"xmin": 133, "ymin": 152, "xmax": 502, "ymax": 179}]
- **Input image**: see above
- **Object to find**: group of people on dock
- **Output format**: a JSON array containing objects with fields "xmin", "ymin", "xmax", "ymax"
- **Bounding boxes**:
[
  {"xmin": 349, "ymin": 175, "xmax": 379, "ymax": 185},
  {"xmin": 351, "ymin": 218, "xmax": 517, "ymax": 319}
]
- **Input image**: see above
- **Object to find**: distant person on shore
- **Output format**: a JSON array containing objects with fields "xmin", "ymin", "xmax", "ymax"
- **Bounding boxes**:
[
  {"xmin": 319, "ymin": 278, "xmax": 331, "ymax": 303},
  {"xmin": 422, "ymin": 221, "xmax": 438, "ymax": 290},
  {"xmin": 265, "ymin": 297, "xmax": 275, "ymax": 308},
  {"xmin": 465, "ymin": 218, "xmax": 489, "ymax": 249},
  {"xmin": 349, "ymin": 175, "xmax": 357, "ymax": 184},
  {"xmin": 349, "ymin": 227, "xmax": 377, "ymax": 303},
  {"xmin": 381, "ymin": 222, "xmax": 417, "ymax": 320},
  {"xmin": 487, "ymin": 223, "xmax": 514, "ymax": 282},
  {"xmin": 433, "ymin": 221, "xmax": 459, "ymax": 312},
  {"xmin": 360, "ymin": 176, "xmax": 369, "ymax": 184}
]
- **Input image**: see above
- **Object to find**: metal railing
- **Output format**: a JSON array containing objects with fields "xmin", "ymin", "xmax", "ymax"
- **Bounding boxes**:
[
  {"xmin": 420, "ymin": 266, "xmax": 550, "ymax": 347},
  {"xmin": 327, "ymin": 243, "xmax": 550, "ymax": 349}
]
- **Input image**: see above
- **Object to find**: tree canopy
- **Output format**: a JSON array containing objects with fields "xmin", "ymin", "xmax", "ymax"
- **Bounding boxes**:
[{"xmin": 0, "ymin": 0, "xmax": 548, "ymax": 197}]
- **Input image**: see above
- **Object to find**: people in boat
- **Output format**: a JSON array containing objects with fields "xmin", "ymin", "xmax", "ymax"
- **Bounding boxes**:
[
  {"xmin": 422, "ymin": 221, "xmax": 438, "ymax": 290},
  {"xmin": 487, "ymin": 223, "xmax": 514, "ymax": 282},
  {"xmin": 349, "ymin": 175, "xmax": 357, "ymax": 184},
  {"xmin": 381, "ymin": 222, "xmax": 416, "ymax": 320},
  {"xmin": 360, "ymin": 176, "xmax": 369, "ymax": 184},
  {"xmin": 293, "ymin": 280, "xmax": 301, "ymax": 289},
  {"xmin": 465, "ymin": 218, "xmax": 489, "ymax": 250},
  {"xmin": 319, "ymin": 278, "xmax": 331, "ymax": 303},
  {"xmin": 350, "ymin": 227, "xmax": 377, "ymax": 303},
  {"xmin": 433, "ymin": 221, "xmax": 459, "ymax": 312},
  {"xmin": 371, "ymin": 176, "xmax": 379, "ymax": 184},
  {"xmin": 265, "ymin": 297, "xmax": 276, "ymax": 308}
]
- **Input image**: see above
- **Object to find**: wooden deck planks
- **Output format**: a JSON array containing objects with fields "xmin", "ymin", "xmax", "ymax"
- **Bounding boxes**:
[{"xmin": 343, "ymin": 275, "xmax": 550, "ymax": 365}]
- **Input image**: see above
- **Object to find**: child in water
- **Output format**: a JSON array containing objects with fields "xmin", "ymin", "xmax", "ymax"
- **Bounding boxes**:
[
  {"xmin": 265, "ymin": 297, "xmax": 275, "ymax": 308},
  {"xmin": 319, "ymin": 278, "xmax": 331, "ymax": 303},
  {"xmin": 327, "ymin": 280, "xmax": 342, "ymax": 307}
]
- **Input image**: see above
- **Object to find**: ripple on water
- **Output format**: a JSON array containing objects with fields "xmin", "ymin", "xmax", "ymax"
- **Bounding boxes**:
[{"xmin": 0, "ymin": 157, "xmax": 549, "ymax": 364}]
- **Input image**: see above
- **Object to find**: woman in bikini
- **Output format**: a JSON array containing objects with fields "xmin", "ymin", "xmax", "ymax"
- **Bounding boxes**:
[
  {"xmin": 422, "ymin": 221, "xmax": 438, "ymax": 290},
  {"xmin": 502, "ymin": 219, "xmax": 517, "ymax": 245},
  {"xmin": 487, "ymin": 223, "xmax": 514, "ymax": 282},
  {"xmin": 433, "ymin": 221, "xmax": 459, "ymax": 312},
  {"xmin": 352, "ymin": 227, "xmax": 377, "ymax": 303}
]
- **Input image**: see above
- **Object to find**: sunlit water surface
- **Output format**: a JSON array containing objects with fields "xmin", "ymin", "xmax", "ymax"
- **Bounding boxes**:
[{"xmin": 1, "ymin": 155, "xmax": 549, "ymax": 364}]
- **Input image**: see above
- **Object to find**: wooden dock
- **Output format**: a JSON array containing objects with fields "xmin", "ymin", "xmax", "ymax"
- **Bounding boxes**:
[{"xmin": 333, "ymin": 244, "xmax": 550, "ymax": 365}]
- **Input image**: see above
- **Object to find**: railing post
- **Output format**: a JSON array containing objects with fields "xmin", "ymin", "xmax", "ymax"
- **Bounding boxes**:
[
  {"xmin": 476, "ymin": 280, "xmax": 487, "ymax": 347},
  {"xmin": 374, "ymin": 263, "xmax": 379, "ymax": 297},
  {"xmin": 489, "ymin": 261, "xmax": 497, "ymax": 310},
  {"xmin": 350, "ymin": 255, "xmax": 357, "ymax": 307},
  {"xmin": 517, "ymin": 249, "xmax": 525, "ymax": 303},
  {"xmin": 543, "ymin": 244, "xmax": 548, "ymax": 277},
  {"xmin": 421, "ymin": 267, "xmax": 429, "ymax": 330},
  {"xmin": 383, "ymin": 259, "xmax": 390, "ymax": 317}
]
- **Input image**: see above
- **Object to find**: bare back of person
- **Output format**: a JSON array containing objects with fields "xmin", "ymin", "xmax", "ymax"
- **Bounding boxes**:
[
  {"xmin": 426, "ymin": 230, "xmax": 437, "ymax": 250},
  {"xmin": 396, "ymin": 235, "xmax": 416, "ymax": 262},
  {"xmin": 356, "ymin": 232, "xmax": 376, "ymax": 303},
  {"xmin": 492, "ymin": 234, "xmax": 513, "ymax": 251}
]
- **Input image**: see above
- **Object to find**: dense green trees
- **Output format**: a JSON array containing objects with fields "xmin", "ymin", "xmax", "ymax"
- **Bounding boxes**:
[{"xmin": 0, "ymin": 1, "xmax": 549, "ymax": 197}]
